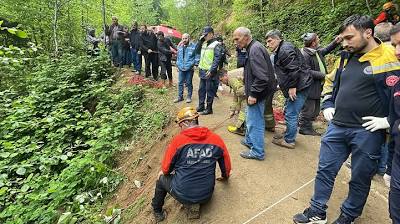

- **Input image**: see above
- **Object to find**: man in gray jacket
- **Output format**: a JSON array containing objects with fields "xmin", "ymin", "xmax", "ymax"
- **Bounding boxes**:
[{"xmin": 233, "ymin": 27, "xmax": 276, "ymax": 160}]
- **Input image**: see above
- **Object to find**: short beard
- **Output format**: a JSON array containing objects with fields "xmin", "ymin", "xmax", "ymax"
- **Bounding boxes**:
[{"xmin": 347, "ymin": 38, "xmax": 369, "ymax": 54}]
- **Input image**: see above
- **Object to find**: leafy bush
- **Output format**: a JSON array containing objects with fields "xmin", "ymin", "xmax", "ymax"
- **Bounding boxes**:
[{"xmin": 0, "ymin": 54, "xmax": 159, "ymax": 223}]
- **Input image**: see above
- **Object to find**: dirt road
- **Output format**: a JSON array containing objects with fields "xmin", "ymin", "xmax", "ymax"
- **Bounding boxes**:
[{"xmin": 113, "ymin": 69, "xmax": 391, "ymax": 224}]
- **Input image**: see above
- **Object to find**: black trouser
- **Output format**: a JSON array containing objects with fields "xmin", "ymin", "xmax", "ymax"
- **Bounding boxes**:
[
  {"xmin": 299, "ymin": 98, "xmax": 320, "ymax": 131},
  {"xmin": 390, "ymin": 152, "xmax": 400, "ymax": 224},
  {"xmin": 151, "ymin": 174, "xmax": 211, "ymax": 213},
  {"xmin": 160, "ymin": 56, "xmax": 173, "ymax": 81},
  {"xmin": 152, "ymin": 175, "xmax": 173, "ymax": 213},
  {"xmin": 143, "ymin": 52, "xmax": 159, "ymax": 80}
]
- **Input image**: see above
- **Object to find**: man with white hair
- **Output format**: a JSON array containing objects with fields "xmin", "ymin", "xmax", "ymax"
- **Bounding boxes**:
[{"xmin": 233, "ymin": 27, "xmax": 276, "ymax": 160}]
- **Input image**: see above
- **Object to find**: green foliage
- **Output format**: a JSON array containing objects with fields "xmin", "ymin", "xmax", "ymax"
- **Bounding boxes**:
[
  {"xmin": 229, "ymin": 0, "xmax": 389, "ymax": 46},
  {"xmin": 0, "ymin": 54, "xmax": 168, "ymax": 223}
]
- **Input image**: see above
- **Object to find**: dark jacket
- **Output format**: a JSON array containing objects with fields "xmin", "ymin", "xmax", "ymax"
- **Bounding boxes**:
[
  {"xmin": 140, "ymin": 31, "xmax": 158, "ymax": 52},
  {"xmin": 301, "ymin": 40, "xmax": 339, "ymax": 99},
  {"xmin": 244, "ymin": 40, "xmax": 276, "ymax": 100},
  {"xmin": 129, "ymin": 29, "xmax": 142, "ymax": 50},
  {"xmin": 161, "ymin": 126, "xmax": 231, "ymax": 204},
  {"xmin": 274, "ymin": 41, "xmax": 312, "ymax": 98},
  {"xmin": 157, "ymin": 37, "xmax": 177, "ymax": 62},
  {"xmin": 108, "ymin": 24, "xmax": 123, "ymax": 41}
]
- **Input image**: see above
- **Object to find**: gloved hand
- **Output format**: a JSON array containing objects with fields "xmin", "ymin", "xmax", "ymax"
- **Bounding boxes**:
[
  {"xmin": 383, "ymin": 174, "xmax": 391, "ymax": 188},
  {"xmin": 323, "ymin": 108, "xmax": 335, "ymax": 121},
  {"xmin": 361, "ymin": 116, "xmax": 390, "ymax": 132}
]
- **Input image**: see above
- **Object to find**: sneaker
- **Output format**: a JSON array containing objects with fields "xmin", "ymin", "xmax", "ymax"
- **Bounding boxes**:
[
  {"xmin": 199, "ymin": 109, "xmax": 213, "ymax": 115},
  {"xmin": 186, "ymin": 98, "xmax": 192, "ymax": 103},
  {"xmin": 331, "ymin": 213, "xmax": 354, "ymax": 224},
  {"xmin": 293, "ymin": 208, "xmax": 327, "ymax": 224},
  {"xmin": 174, "ymin": 98, "xmax": 183, "ymax": 103},
  {"xmin": 272, "ymin": 138, "xmax": 295, "ymax": 149},
  {"xmin": 240, "ymin": 139, "xmax": 251, "ymax": 149},
  {"xmin": 240, "ymin": 150, "xmax": 264, "ymax": 161},
  {"xmin": 153, "ymin": 210, "xmax": 166, "ymax": 223}
]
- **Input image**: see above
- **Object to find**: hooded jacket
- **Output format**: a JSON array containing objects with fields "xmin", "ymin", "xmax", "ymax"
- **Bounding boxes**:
[{"xmin": 161, "ymin": 126, "xmax": 231, "ymax": 204}]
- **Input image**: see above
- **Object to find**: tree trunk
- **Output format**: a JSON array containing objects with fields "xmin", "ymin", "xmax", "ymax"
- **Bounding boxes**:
[
  {"xmin": 102, "ymin": 0, "xmax": 107, "ymax": 46},
  {"xmin": 53, "ymin": 0, "xmax": 59, "ymax": 56},
  {"xmin": 365, "ymin": 0, "xmax": 372, "ymax": 16}
]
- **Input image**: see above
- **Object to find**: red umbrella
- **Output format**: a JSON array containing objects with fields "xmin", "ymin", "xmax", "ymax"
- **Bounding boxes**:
[{"xmin": 153, "ymin": 25, "xmax": 182, "ymax": 39}]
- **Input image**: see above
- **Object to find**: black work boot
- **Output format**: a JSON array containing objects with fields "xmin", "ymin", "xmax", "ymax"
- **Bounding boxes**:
[
  {"xmin": 299, "ymin": 128, "xmax": 321, "ymax": 136},
  {"xmin": 196, "ymin": 105, "xmax": 205, "ymax": 113},
  {"xmin": 153, "ymin": 210, "xmax": 166, "ymax": 223},
  {"xmin": 200, "ymin": 103, "xmax": 213, "ymax": 115}
]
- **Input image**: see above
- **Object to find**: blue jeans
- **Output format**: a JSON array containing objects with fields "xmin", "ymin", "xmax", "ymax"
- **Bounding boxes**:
[
  {"xmin": 390, "ymin": 152, "xmax": 400, "ymax": 224},
  {"xmin": 284, "ymin": 89, "xmax": 308, "ymax": 143},
  {"xmin": 244, "ymin": 99, "xmax": 266, "ymax": 159},
  {"xmin": 198, "ymin": 70, "xmax": 216, "ymax": 108},
  {"xmin": 111, "ymin": 40, "xmax": 123, "ymax": 66},
  {"xmin": 178, "ymin": 70, "xmax": 194, "ymax": 100},
  {"xmin": 310, "ymin": 123, "xmax": 384, "ymax": 218},
  {"xmin": 378, "ymin": 143, "xmax": 389, "ymax": 174},
  {"xmin": 130, "ymin": 48, "xmax": 142, "ymax": 73}
]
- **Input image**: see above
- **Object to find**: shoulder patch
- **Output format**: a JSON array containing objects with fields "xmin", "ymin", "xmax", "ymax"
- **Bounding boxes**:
[{"xmin": 386, "ymin": 75, "xmax": 399, "ymax": 87}]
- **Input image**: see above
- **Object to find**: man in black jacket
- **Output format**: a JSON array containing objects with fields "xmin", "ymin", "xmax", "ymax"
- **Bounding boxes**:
[
  {"xmin": 140, "ymin": 25, "xmax": 159, "ymax": 80},
  {"xmin": 233, "ymin": 27, "xmax": 276, "ymax": 160},
  {"xmin": 157, "ymin": 31, "xmax": 177, "ymax": 86},
  {"xmin": 265, "ymin": 29, "xmax": 312, "ymax": 149},
  {"xmin": 129, "ymin": 21, "xmax": 142, "ymax": 75},
  {"xmin": 298, "ymin": 33, "xmax": 341, "ymax": 136}
]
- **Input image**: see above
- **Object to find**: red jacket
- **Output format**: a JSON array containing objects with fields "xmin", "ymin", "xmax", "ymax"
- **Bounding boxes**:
[{"xmin": 161, "ymin": 126, "xmax": 231, "ymax": 203}]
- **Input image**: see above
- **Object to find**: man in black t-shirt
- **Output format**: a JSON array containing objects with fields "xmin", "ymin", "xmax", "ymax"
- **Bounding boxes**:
[{"xmin": 293, "ymin": 15, "xmax": 400, "ymax": 224}]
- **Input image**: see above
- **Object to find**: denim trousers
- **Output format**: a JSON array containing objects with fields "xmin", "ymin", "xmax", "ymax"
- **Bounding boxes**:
[
  {"xmin": 310, "ymin": 123, "xmax": 384, "ymax": 218},
  {"xmin": 178, "ymin": 70, "xmax": 194, "ymax": 100},
  {"xmin": 378, "ymin": 143, "xmax": 389, "ymax": 174},
  {"xmin": 111, "ymin": 40, "xmax": 123, "ymax": 66},
  {"xmin": 244, "ymin": 99, "xmax": 266, "ymax": 159},
  {"xmin": 390, "ymin": 152, "xmax": 400, "ymax": 224},
  {"xmin": 284, "ymin": 89, "xmax": 308, "ymax": 143},
  {"xmin": 130, "ymin": 48, "xmax": 142, "ymax": 72},
  {"xmin": 198, "ymin": 70, "xmax": 216, "ymax": 108}
]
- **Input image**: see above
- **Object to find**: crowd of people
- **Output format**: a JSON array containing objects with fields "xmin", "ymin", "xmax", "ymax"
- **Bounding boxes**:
[{"xmin": 95, "ymin": 7, "xmax": 400, "ymax": 224}]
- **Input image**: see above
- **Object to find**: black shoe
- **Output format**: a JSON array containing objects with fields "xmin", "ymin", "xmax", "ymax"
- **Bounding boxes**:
[
  {"xmin": 153, "ymin": 210, "xmax": 166, "ymax": 223},
  {"xmin": 196, "ymin": 106, "xmax": 205, "ymax": 113},
  {"xmin": 331, "ymin": 213, "xmax": 354, "ymax": 224},
  {"xmin": 293, "ymin": 208, "xmax": 327, "ymax": 224},
  {"xmin": 199, "ymin": 109, "xmax": 213, "ymax": 115},
  {"xmin": 299, "ymin": 129, "xmax": 321, "ymax": 136}
]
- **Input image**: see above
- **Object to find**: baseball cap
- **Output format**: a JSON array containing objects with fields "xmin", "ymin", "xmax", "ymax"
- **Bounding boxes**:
[{"xmin": 202, "ymin": 26, "xmax": 214, "ymax": 35}]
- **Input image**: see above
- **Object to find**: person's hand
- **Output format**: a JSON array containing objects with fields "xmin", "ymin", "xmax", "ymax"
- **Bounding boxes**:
[
  {"xmin": 335, "ymin": 35, "xmax": 343, "ymax": 44},
  {"xmin": 157, "ymin": 171, "xmax": 163, "ymax": 179},
  {"xmin": 288, "ymin": 88, "xmax": 297, "ymax": 101},
  {"xmin": 137, "ymin": 50, "xmax": 141, "ymax": 54},
  {"xmin": 205, "ymin": 71, "xmax": 212, "ymax": 78},
  {"xmin": 229, "ymin": 111, "xmax": 235, "ymax": 118},
  {"xmin": 323, "ymin": 108, "xmax": 335, "ymax": 121},
  {"xmin": 148, "ymin": 49, "xmax": 153, "ymax": 53},
  {"xmin": 248, "ymin": 96, "xmax": 257, "ymax": 105},
  {"xmin": 362, "ymin": 116, "xmax": 390, "ymax": 132}
]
